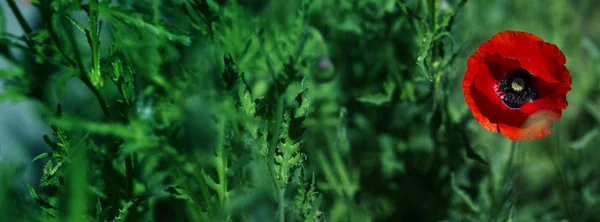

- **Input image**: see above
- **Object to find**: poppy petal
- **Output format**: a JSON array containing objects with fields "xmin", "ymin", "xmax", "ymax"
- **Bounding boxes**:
[{"xmin": 462, "ymin": 30, "xmax": 572, "ymax": 141}]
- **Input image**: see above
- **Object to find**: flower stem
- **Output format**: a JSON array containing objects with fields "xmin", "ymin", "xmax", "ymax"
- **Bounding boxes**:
[
  {"xmin": 428, "ymin": 0, "xmax": 436, "ymax": 32},
  {"xmin": 260, "ymin": 30, "xmax": 286, "ymax": 221},
  {"xmin": 267, "ymin": 94, "xmax": 285, "ymax": 221},
  {"xmin": 490, "ymin": 140, "xmax": 517, "ymax": 221},
  {"xmin": 553, "ymin": 125, "xmax": 576, "ymax": 221},
  {"xmin": 125, "ymin": 155, "xmax": 134, "ymax": 198},
  {"xmin": 278, "ymin": 188, "xmax": 285, "ymax": 222},
  {"xmin": 60, "ymin": 16, "xmax": 111, "ymax": 118},
  {"xmin": 6, "ymin": 0, "xmax": 33, "ymax": 35}
]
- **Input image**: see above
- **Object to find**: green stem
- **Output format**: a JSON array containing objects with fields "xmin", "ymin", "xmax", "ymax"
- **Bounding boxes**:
[
  {"xmin": 61, "ymin": 16, "xmax": 111, "ymax": 118},
  {"xmin": 490, "ymin": 141, "xmax": 517, "ymax": 221},
  {"xmin": 6, "ymin": 0, "xmax": 38, "ymax": 57},
  {"xmin": 47, "ymin": 20, "xmax": 77, "ymax": 68},
  {"xmin": 505, "ymin": 141, "xmax": 517, "ymax": 179},
  {"xmin": 428, "ymin": 0, "xmax": 436, "ymax": 32},
  {"xmin": 260, "ymin": 29, "xmax": 286, "ymax": 221},
  {"xmin": 215, "ymin": 116, "xmax": 229, "ymax": 206},
  {"xmin": 553, "ymin": 125, "xmax": 576, "ymax": 222},
  {"xmin": 125, "ymin": 155, "xmax": 134, "ymax": 198},
  {"xmin": 278, "ymin": 188, "xmax": 285, "ymax": 222},
  {"xmin": 430, "ymin": 0, "xmax": 438, "ymax": 67},
  {"xmin": 267, "ymin": 94, "xmax": 285, "ymax": 221},
  {"xmin": 6, "ymin": 0, "xmax": 33, "ymax": 35}
]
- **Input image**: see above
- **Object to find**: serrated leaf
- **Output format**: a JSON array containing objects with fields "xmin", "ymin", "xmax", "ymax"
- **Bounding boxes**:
[
  {"xmin": 104, "ymin": 9, "xmax": 191, "ymax": 45},
  {"xmin": 416, "ymin": 33, "xmax": 433, "ymax": 80},
  {"xmin": 111, "ymin": 200, "xmax": 134, "ymax": 222},
  {"xmin": 438, "ymin": 0, "xmax": 467, "ymax": 32},
  {"xmin": 117, "ymin": 76, "xmax": 130, "ymax": 105},
  {"xmin": 239, "ymin": 83, "xmax": 256, "ymax": 116},
  {"xmin": 96, "ymin": 197, "xmax": 103, "ymax": 220},
  {"xmin": 222, "ymin": 52, "xmax": 239, "ymax": 89},
  {"xmin": 111, "ymin": 59, "xmax": 124, "ymax": 81}
]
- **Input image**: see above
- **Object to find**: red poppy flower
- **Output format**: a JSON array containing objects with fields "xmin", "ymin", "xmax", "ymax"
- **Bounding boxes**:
[{"xmin": 462, "ymin": 31, "xmax": 571, "ymax": 141}]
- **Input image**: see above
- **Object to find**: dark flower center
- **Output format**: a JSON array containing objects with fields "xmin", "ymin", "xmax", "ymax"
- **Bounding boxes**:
[{"xmin": 496, "ymin": 68, "xmax": 538, "ymax": 109}]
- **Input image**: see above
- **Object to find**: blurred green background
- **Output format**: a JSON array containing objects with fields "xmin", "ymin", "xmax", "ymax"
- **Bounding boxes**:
[{"xmin": 0, "ymin": 0, "xmax": 599, "ymax": 221}]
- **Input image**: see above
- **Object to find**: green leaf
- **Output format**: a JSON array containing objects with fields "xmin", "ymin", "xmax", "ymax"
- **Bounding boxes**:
[
  {"xmin": 461, "ymin": 132, "xmax": 488, "ymax": 165},
  {"xmin": 570, "ymin": 127, "xmax": 599, "ymax": 150},
  {"xmin": 103, "ymin": 8, "xmax": 191, "ymax": 46},
  {"xmin": 238, "ymin": 80, "xmax": 256, "ymax": 116},
  {"xmin": 380, "ymin": 135, "xmax": 405, "ymax": 178},
  {"xmin": 51, "ymin": 0, "xmax": 80, "ymax": 11},
  {"xmin": 450, "ymin": 173, "xmax": 481, "ymax": 213},
  {"xmin": 582, "ymin": 37, "xmax": 599, "ymax": 60},
  {"xmin": 49, "ymin": 161, "xmax": 63, "ymax": 176},
  {"xmin": 65, "ymin": 16, "xmax": 86, "ymax": 33},
  {"xmin": 295, "ymin": 171, "xmax": 322, "ymax": 221},
  {"xmin": 275, "ymin": 109, "xmax": 306, "ymax": 187},
  {"xmin": 356, "ymin": 94, "xmax": 391, "ymax": 105},
  {"xmin": 438, "ymin": 0, "xmax": 467, "ymax": 32},
  {"xmin": 184, "ymin": 0, "xmax": 222, "ymax": 38},
  {"xmin": 111, "ymin": 200, "xmax": 134, "ymax": 222},
  {"xmin": 111, "ymin": 59, "xmax": 124, "ymax": 81},
  {"xmin": 585, "ymin": 102, "xmax": 600, "ymax": 124},
  {"xmin": 0, "ymin": 67, "xmax": 24, "ymax": 79},
  {"xmin": 27, "ymin": 184, "xmax": 39, "ymax": 199},
  {"xmin": 0, "ymin": 87, "xmax": 28, "ymax": 102},
  {"xmin": 222, "ymin": 52, "xmax": 239, "ymax": 89},
  {"xmin": 337, "ymin": 19, "xmax": 363, "ymax": 35},
  {"xmin": 416, "ymin": 32, "xmax": 433, "ymax": 81},
  {"xmin": 31, "ymin": 152, "xmax": 52, "ymax": 162}
]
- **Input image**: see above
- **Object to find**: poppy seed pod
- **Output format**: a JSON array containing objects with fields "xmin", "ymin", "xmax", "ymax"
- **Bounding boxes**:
[{"xmin": 462, "ymin": 31, "xmax": 572, "ymax": 140}]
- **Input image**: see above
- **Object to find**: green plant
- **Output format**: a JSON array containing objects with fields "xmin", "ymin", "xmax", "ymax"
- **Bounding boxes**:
[{"xmin": 0, "ymin": 0, "xmax": 599, "ymax": 221}]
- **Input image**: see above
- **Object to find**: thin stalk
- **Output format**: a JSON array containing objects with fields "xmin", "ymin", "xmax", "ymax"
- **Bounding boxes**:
[
  {"xmin": 62, "ymin": 15, "xmax": 131, "ymax": 205},
  {"xmin": 504, "ymin": 141, "xmax": 517, "ymax": 183},
  {"xmin": 267, "ymin": 94, "xmax": 285, "ymax": 221},
  {"xmin": 6, "ymin": 0, "xmax": 37, "ymax": 55},
  {"xmin": 428, "ymin": 0, "xmax": 436, "ymax": 32},
  {"xmin": 6, "ymin": 0, "xmax": 33, "ymax": 35},
  {"xmin": 490, "ymin": 141, "xmax": 517, "ymax": 221},
  {"xmin": 61, "ymin": 16, "xmax": 111, "ymax": 118},
  {"xmin": 427, "ymin": 0, "xmax": 438, "ymax": 73},
  {"xmin": 47, "ymin": 19, "xmax": 77, "ymax": 68},
  {"xmin": 215, "ymin": 116, "xmax": 229, "ymax": 206},
  {"xmin": 278, "ymin": 188, "xmax": 285, "ymax": 222},
  {"xmin": 553, "ymin": 125, "xmax": 576, "ymax": 221},
  {"xmin": 125, "ymin": 155, "xmax": 134, "ymax": 198},
  {"xmin": 260, "ymin": 29, "xmax": 286, "ymax": 222}
]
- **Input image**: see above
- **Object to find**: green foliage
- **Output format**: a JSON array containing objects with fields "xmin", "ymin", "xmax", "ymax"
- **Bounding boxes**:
[{"xmin": 0, "ymin": 0, "xmax": 599, "ymax": 221}]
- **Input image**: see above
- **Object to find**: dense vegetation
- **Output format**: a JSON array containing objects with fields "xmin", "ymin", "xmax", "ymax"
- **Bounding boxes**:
[{"xmin": 0, "ymin": 0, "xmax": 599, "ymax": 221}]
